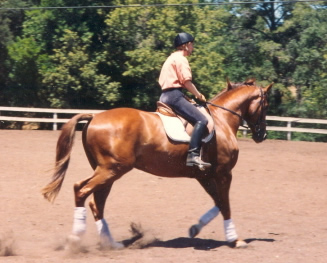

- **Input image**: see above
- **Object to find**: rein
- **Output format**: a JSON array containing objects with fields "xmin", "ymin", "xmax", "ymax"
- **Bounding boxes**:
[
  {"xmin": 205, "ymin": 87, "xmax": 266, "ymax": 132},
  {"xmin": 206, "ymin": 101, "xmax": 249, "ymax": 129}
]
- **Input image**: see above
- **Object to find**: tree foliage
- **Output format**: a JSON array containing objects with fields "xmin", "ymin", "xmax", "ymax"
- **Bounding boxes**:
[
  {"xmin": 39, "ymin": 29, "xmax": 121, "ymax": 108},
  {"xmin": 1, "ymin": 0, "xmax": 327, "ymax": 140}
]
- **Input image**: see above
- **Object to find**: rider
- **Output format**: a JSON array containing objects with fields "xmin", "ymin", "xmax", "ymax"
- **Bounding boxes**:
[{"xmin": 158, "ymin": 32, "xmax": 211, "ymax": 168}]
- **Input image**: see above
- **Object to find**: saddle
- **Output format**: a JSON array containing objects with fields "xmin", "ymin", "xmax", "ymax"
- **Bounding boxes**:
[{"xmin": 156, "ymin": 101, "xmax": 215, "ymax": 143}]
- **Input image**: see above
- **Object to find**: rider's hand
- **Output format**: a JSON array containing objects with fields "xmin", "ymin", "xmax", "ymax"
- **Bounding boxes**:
[{"xmin": 197, "ymin": 94, "xmax": 206, "ymax": 102}]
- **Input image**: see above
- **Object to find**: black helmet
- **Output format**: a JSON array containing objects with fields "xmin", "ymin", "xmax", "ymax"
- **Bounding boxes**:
[{"xmin": 174, "ymin": 32, "xmax": 194, "ymax": 48}]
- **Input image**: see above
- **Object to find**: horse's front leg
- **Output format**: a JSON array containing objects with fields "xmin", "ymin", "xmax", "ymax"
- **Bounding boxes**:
[
  {"xmin": 189, "ymin": 205, "xmax": 220, "ymax": 238},
  {"xmin": 188, "ymin": 177, "xmax": 220, "ymax": 237},
  {"xmin": 193, "ymin": 174, "xmax": 247, "ymax": 248},
  {"xmin": 214, "ymin": 173, "xmax": 247, "ymax": 248}
]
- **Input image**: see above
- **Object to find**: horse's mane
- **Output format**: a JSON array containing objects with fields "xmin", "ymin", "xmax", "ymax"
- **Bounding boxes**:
[{"xmin": 210, "ymin": 78, "xmax": 257, "ymax": 102}]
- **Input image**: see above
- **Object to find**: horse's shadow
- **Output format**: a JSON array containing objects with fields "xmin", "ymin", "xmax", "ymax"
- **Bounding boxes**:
[
  {"xmin": 122, "ymin": 236, "xmax": 275, "ymax": 250},
  {"xmin": 120, "ymin": 223, "xmax": 275, "ymax": 250},
  {"xmin": 143, "ymin": 237, "xmax": 227, "ymax": 250}
]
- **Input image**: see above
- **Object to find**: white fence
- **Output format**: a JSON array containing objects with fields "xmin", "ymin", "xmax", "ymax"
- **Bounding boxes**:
[
  {"xmin": 0, "ymin": 106, "xmax": 102, "ymax": 131},
  {"xmin": 241, "ymin": 116, "xmax": 327, "ymax": 140},
  {"xmin": 1, "ymin": 106, "xmax": 327, "ymax": 140}
]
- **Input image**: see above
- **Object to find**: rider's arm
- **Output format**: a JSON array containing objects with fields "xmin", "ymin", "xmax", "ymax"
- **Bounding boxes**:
[{"xmin": 184, "ymin": 80, "xmax": 206, "ymax": 102}]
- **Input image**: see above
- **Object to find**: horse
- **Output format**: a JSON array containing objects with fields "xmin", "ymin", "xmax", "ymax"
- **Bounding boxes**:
[{"xmin": 42, "ymin": 78, "xmax": 273, "ymax": 249}]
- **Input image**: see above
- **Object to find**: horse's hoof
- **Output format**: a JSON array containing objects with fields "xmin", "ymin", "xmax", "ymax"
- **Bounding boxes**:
[
  {"xmin": 230, "ymin": 239, "xmax": 248, "ymax": 248},
  {"xmin": 99, "ymin": 239, "xmax": 125, "ymax": 250},
  {"xmin": 236, "ymin": 240, "xmax": 248, "ymax": 248},
  {"xmin": 65, "ymin": 234, "xmax": 82, "ymax": 252},
  {"xmin": 189, "ymin": 224, "xmax": 201, "ymax": 238},
  {"xmin": 111, "ymin": 242, "xmax": 125, "ymax": 250}
]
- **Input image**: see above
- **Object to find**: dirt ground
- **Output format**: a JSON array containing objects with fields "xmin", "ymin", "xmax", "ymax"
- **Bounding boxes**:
[{"xmin": 0, "ymin": 130, "xmax": 326, "ymax": 263}]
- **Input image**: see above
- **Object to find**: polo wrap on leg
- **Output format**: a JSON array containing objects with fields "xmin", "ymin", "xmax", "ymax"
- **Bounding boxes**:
[
  {"xmin": 224, "ymin": 219, "xmax": 238, "ymax": 242},
  {"xmin": 72, "ymin": 207, "xmax": 87, "ymax": 236},
  {"xmin": 95, "ymin": 218, "xmax": 114, "ymax": 243},
  {"xmin": 199, "ymin": 206, "xmax": 220, "ymax": 226}
]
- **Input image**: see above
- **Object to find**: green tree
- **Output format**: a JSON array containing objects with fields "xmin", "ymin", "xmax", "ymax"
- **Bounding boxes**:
[
  {"xmin": 7, "ymin": 36, "xmax": 43, "ymax": 106},
  {"xmin": 7, "ymin": 0, "xmax": 114, "ymax": 107},
  {"xmin": 39, "ymin": 29, "xmax": 120, "ymax": 108},
  {"xmin": 0, "ymin": 0, "xmax": 30, "ymax": 105},
  {"xmin": 4, "ymin": 0, "xmax": 327, "ymax": 143},
  {"xmin": 104, "ymin": 0, "xmax": 230, "ymax": 110},
  {"xmin": 278, "ymin": 3, "xmax": 327, "ymax": 117}
]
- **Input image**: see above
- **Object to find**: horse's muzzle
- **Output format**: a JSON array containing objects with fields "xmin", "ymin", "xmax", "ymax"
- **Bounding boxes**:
[
  {"xmin": 252, "ymin": 130, "xmax": 267, "ymax": 143},
  {"xmin": 263, "ymin": 132, "xmax": 267, "ymax": 140}
]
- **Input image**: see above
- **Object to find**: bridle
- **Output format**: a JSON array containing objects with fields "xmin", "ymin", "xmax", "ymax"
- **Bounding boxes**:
[{"xmin": 206, "ymin": 87, "xmax": 267, "ymax": 137}]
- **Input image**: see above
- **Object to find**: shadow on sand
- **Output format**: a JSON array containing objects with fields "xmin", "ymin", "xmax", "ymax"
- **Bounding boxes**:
[
  {"xmin": 144, "ymin": 237, "xmax": 275, "ymax": 250},
  {"xmin": 120, "ymin": 223, "xmax": 275, "ymax": 251}
]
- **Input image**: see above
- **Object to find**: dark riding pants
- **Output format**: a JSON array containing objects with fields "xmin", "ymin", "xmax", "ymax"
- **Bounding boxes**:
[{"xmin": 159, "ymin": 88, "xmax": 208, "ymax": 126}]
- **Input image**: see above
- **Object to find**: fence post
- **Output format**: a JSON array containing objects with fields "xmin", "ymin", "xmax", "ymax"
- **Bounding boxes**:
[
  {"xmin": 53, "ymin": 113, "xmax": 57, "ymax": 131},
  {"xmin": 243, "ymin": 120, "xmax": 247, "ymax": 138},
  {"xmin": 287, "ymin": 121, "xmax": 291, "ymax": 140}
]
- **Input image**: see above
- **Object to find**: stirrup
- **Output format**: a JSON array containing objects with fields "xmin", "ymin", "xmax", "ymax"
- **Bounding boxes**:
[
  {"xmin": 186, "ymin": 156, "xmax": 211, "ymax": 167},
  {"xmin": 186, "ymin": 153, "xmax": 211, "ymax": 170}
]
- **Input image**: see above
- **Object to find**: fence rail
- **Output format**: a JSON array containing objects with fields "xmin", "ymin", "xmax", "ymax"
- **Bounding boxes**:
[
  {"xmin": 1, "ymin": 106, "xmax": 327, "ymax": 140},
  {"xmin": 0, "ymin": 106, "xmax": 102, "ymax": 130}
]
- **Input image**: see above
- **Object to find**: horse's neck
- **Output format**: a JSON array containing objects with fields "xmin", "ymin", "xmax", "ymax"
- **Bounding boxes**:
[
  {"xmin": 211, "ymin": 86, "xmax": 255, "ymax": 129},
  {"xmin": 215, "ymin": 86, "xmax": 253, "ymax": 114}
]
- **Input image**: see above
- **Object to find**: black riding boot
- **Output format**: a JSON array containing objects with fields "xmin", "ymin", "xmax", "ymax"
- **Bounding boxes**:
[{"xmin": 186, "ymin": 122, "xmax": 211, "ymax": 168}]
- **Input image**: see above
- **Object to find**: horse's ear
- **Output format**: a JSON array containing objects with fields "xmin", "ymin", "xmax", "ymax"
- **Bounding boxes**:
[
  {"xmin": 244, "ymin": 78, "xmax": 256, "ymax": 85},
  {"xmin": 226, "ymin": 77, "xmax": 233, "ymax": 90},
  {"xmin": 264, "ymin": 82, "xmax": 274, "ymax": 93}
]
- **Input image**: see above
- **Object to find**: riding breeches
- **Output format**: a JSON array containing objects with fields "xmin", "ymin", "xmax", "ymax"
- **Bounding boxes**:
[{"xmin": 159, "ymin": 88, "xmax": 208, "ymax": 126}]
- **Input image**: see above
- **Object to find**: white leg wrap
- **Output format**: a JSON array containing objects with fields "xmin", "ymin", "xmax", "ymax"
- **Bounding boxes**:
[
  {"xmin": 95, "ymin": 218, "xmax": 114, "ymax": 244},
  {"xmin": 199, "ymin": 206, "xmax": 220, "ymax": 226},
  {"xmin": 224, "ymin": 219, "xmax": 238, "ymax": 242},
  {"xmin": 189, "ymin": 206, "xmax": 220, "ymax": 238},
  {"xmin": 72, "ymin": 207, "xmax": 87, "ymax": 236},
  {"xmin": 95, "ymin": 219, "xmax": 124, "ymax": 249}
]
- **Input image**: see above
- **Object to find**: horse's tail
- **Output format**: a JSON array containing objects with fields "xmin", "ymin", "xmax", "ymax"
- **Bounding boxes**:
[{"xmin": 41, "ymin": 113, "xmax": 94, "ymax": 203}]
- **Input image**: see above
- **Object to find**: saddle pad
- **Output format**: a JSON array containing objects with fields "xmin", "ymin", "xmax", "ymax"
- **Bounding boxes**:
[{"xmin": 154, "ymin": 112, "xmax": 191, "ymax": 142}]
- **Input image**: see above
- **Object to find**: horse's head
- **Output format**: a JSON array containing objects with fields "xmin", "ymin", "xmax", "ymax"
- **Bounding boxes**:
[
  {"xmin": 210, "ymin": 78, "xmax": 273, "ymax": 143},
  {"xmin": 234, "ymin": 79, "xmax": 273, "ymax": 143}
]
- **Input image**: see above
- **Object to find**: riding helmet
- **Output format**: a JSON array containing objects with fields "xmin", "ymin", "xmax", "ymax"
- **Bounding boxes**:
[{"xmin": 174, "ymin": 32, "xmax": 195, "ymax": 48}]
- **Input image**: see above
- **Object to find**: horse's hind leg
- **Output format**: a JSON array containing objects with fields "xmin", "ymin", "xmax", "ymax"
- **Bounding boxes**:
[
  {"xmin": 69, "ymin": 175, "xmax": 93, "ymax": 239},
  {"xmin": 65, "ymin": 174, "xmax": 93, "ymax": 250},
  {"xmin": 71, "ymin": 164, "xmax": 131, "ymax": 249},
  {"xmin": 68, "ymin": 167, "xmax": 115, "ymax": 242},
  {"xmin": 89, "ymin": 185, "xmax": 124, "ymax": 249},
  {"xmin": 89, "ymin": 185, "xmax": 112, "ymax": 221}
]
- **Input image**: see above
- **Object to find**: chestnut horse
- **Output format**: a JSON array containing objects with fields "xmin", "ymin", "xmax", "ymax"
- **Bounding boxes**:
[{"xmin": 42, "ymin": 79, "xmax": 273, "ymax": 249}]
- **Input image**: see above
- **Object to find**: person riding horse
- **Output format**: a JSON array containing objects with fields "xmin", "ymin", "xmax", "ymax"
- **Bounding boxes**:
[
  {"xmin": 158, "ymin": 32, "xmax": 211, "ymax": 169},
  {"xmin": 42, "ymin": 78, "xmax": 273, "ymax": 249}
]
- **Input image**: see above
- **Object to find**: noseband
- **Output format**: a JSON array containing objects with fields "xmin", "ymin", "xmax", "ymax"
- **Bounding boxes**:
[
  {"xmin": 206, "ymin": 87, "xmax": 267, "ymax": 138},
  {"xmin": 248, "ymin": 87, "xmax": 267, "ymax": 136}
]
